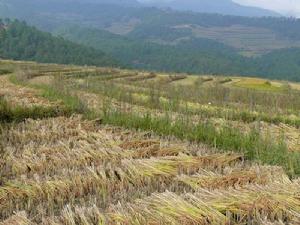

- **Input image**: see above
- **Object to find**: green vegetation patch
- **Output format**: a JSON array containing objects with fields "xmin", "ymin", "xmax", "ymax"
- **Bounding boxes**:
[
  {"xmin": 234, "ymin": 79, "xmax": 284, "ymax": 92},
  {"xmin": 0, "ymin": 69, "xmax": 12, "ymax": 75},
  {"xmin": 0, "ymin": 97, "xmax": 70, "ymax": 123}
]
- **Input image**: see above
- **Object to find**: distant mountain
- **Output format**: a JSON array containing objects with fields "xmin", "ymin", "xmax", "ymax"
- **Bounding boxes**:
[
  {"xmin": 0, "ymin": 0, "xmax": 141, "ymax": 31},
  {"xmin": 0, "ymin": 0, "xmax": 140, "ymax": 6},
  {"xmin": 58, "ymin": 0, "xmax": 140, "ymax": 6},
  {"xmin": 140, "ymin": 0, "xmax": 280, "ymax": 17},
  {"xmin": 0, "ymin": 20, "xmax": 119, "ymax": 67}
]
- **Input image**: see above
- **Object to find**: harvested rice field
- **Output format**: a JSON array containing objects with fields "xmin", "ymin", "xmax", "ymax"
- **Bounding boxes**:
[
  {"xmin": 2, "ymin": 115, "xmax": 299, "ymax": 224},
  {"xmin": 1, "ymin": 60, "xmax": 300, "ymax": 224}
]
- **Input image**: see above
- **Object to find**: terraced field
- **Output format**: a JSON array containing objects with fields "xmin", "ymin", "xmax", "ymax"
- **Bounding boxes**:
[
  {"xmin": 67, "ymin": 71, "xmax": 300, "ymax": 152},
  {"xmin": 187, "ymin": 24, "xmax": 300, "ymax": 56},
  {"xmin": 1, "ymin": 60, "xmax": 300, "ymax": 224}
]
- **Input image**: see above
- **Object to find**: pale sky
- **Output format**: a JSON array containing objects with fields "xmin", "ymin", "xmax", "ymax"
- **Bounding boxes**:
[{"xmin": 233, "ymin": 0, "xmax": 300, "ymax": 17}]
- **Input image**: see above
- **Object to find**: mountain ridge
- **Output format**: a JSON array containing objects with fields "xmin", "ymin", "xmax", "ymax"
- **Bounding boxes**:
[{"xmin": 139, "ymin": 0, "xmax": 281, "ymax": 17}]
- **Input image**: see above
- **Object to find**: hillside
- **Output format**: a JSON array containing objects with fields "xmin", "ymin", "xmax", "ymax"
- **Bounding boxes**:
[
  {"xmin": 54, "ymin": 25, "xmax": 247, "ymax": 72},
  {"xmin": 55, "ymin": 25, "xmax": 300, "ymax": 81},
  {"xmin": 1, "ymin": 1, "xmax": 300, "ymax": 81},
  {"xmin": 0, "ymin": 0, "xmax": 141, "ymax": 31},
  {"xmin": 0, "ymin": 20, "xmax": 119, "ymax": 67},
  {"xmin": 73, "ymin": 0, "xmax": 140, "ymax": 6},
  {"xmin": 1, "ymin": 59, "xmax": 300, "ymax": 224},
  {"xmin": 0, "ymin": 0, "xmax": 299, "ymax": 43},
  {"xmin": 141, "ymin": 0, "xmax": 280, "ymax": 17}
]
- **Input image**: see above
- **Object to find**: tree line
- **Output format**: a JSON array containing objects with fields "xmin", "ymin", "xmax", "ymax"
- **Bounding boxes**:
[{"xmin": 0, "ymin": 20, "xmax": 119, "ymax": 67}]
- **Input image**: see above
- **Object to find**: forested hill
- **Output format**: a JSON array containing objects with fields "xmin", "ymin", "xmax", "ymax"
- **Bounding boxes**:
[
  {"xmin": 0, "ymin": 20, "xmax": 119, "ymax": 67},
  {"xmin": 55, "ymin": 25, "xmax": 300, "ymax": 82},
  {"xmin": 1, "ymin": 1, "xmax": 300, "ymax": 81}
]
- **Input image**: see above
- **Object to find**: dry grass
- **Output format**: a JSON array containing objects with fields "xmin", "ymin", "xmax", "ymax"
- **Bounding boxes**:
[
  {"xmin": 1, "ymin": 60, "xmax": 300, "ymax": 224},
  {"xmin": 0, "ymin": 115, "xmax": 252, "ymax": 222},
  {"xmin": 0, "ymin": 212, "xmax": 31, "ymax": 225},
  {"xmin": 176, "ymin": 166, "xmax": 290, "ymax": 190},
  {"xmin": 105, "ymin": 180, "xmax": 300, "ymax": 224},
  {"xmin": 0, "ymin": 75, "xmax": 55, "ymax": 107}
]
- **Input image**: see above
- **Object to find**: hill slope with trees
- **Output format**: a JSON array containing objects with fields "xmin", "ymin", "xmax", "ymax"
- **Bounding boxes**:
[
  {"xmin": 55, "ymin": 25, "xmax": 300, "ymax": 81},
  {"xmin": 0, "ymin": 20, "xmax": 119, "ymax": 67},
  {"xmin": 1, "ymin": 1, "xmax": 300, "ymax": 81}
]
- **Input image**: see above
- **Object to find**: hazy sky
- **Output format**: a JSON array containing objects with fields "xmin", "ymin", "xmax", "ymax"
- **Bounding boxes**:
[{"xmin": 234, "ymin": 0, "xmax": 300, "ymax": 16}]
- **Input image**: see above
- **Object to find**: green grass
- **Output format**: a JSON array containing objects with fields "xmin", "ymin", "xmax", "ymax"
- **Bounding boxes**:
[
  {"xmin": 0, "ymin": 97, "xmax": 70, "ymax": 123},
  {"xmin": 78, "ymin": 79, "xmax": 300, "ymax": 128},
  {"xmin": 3, "ymin": 75, "xmax": 87, "ymax": 122},
  {"xmin": 102, "ymin": 110, "xmax": 300, "ymax": 177},
  {"xmin": 39, "ymin": 84, "xmax": 88, "ymax": 114},
  {"xmin": 234, "ymin": 80, "xmax": 284, "ymax": 92},
  {"xmin": 0, "ymin": 69, "xmax": 12, "ymax": 75},
  {"xmin": 9, "ymin": 74, "xmax": 90, "ymax": 116}
]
